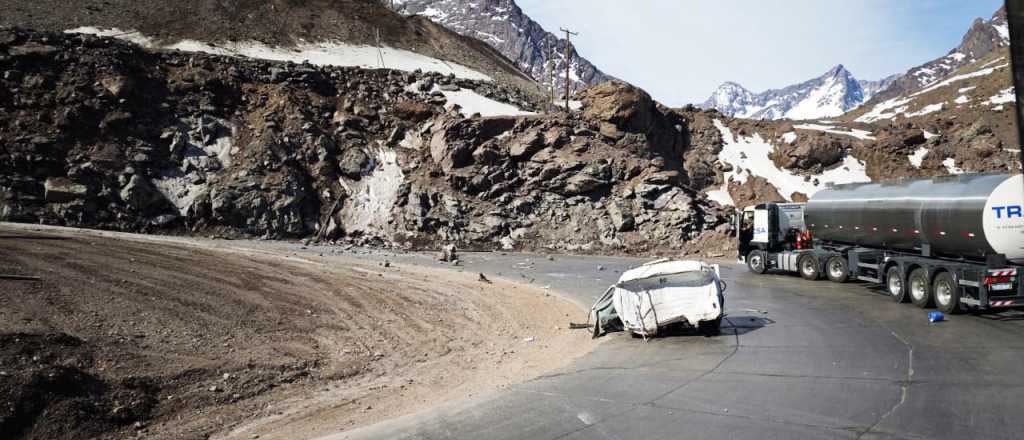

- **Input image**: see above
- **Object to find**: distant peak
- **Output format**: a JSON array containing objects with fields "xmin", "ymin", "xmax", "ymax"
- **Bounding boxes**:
[
  {"xmin": 719, "ymin": 81, "xmax": 750, "ymax": 91},
  {"xmin": 825, "ymin": 64, "xmax": 849, "ymax": 76}
]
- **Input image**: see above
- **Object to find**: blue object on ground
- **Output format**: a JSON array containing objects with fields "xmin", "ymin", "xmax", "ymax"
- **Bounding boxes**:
[{"xmin": 928, "ymin": 311, "xmax": 945, "ymax": 323}]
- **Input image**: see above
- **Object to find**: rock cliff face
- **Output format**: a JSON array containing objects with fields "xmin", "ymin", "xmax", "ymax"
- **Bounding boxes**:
[
  {"xmin": 0, "ymin": 29, "xmax": 728, "ymax": 254},
  {"xmin": 393, "ymin": 0, "xmax": 614, "ymax": 97}
]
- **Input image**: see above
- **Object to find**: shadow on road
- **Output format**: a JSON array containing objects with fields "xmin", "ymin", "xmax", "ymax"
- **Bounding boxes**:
[
  {"xmin": 725, "ymin": 316, "xmax": 775, "ymax": 336},
  {"xmin": 651, "ymin": 316, "xmax": 774, "ymax": 339}
]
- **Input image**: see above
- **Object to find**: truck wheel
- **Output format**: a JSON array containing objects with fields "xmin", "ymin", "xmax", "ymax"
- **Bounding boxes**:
[
  {"xmin": 798, "ymin": 254, "xmax": 821, "ymax": 280},
  {"xmin": 887, "ymin": 266, "xmax": 909, "ymax": 303},
  {"xmin": 908, "ymin": 268, "xmax": 932, "ymax": 308},
  {"xmin": 747, "ymin": 250, "xmax": 767, "ymax": 274},
  {"xmin": 933, "ymin": 272, "xmax": 961, "ymax": 314},
  {"xmin": 825, "ymin": 256, "xmax": 849, "ymax": 283}
]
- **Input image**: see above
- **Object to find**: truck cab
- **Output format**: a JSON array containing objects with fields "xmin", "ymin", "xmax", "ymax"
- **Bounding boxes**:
[{"xmin": 736, "ymin": 202, "xmax": 808, "ymax": 266}]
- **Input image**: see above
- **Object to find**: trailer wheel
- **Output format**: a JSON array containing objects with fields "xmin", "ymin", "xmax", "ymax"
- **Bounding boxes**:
[
  {"xmin": 825, "ymin": 256, "xmax": 849, "ymax": 283},
  {"xmin": 798, "ymin": 254, "xmax": 821, "ymax": 280},
  {"xmin": 909, "ymin": 268, "xmax": 932, "ymax": 308},
  {"xmin": 747, "ymin": 250, "xmax": 767, "ymax": 274},
  {"xmin": 886, "ymin": 266, "xmax": 909, "ymax": 303},
  {"xmin": 933, "ymin": 272, "xmax": 961, "ymax": 314}
]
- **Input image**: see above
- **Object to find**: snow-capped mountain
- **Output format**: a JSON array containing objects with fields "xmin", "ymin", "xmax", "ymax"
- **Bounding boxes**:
[
  {"xmin": 392, "ymin": 0, "xmax": 613, "ymax": 96},
  {"xmin": 868, "ymin": 6, "xmax": 1010, "ymax": 103},
  {"xmin": 702, "ymin": 65, "xmax": 897, "ymax": 120}
]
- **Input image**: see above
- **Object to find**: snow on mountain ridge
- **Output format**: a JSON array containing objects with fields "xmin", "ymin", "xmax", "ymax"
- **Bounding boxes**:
[
  {"xmin": 702, "ymin": 65, "xmax": 893, "ymax": 121},
  {"xmin": 393, "ymin": 0, "xmax": 614, "ymax": 96}
]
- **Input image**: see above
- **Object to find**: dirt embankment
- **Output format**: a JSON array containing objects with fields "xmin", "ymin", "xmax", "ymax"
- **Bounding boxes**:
[{"xmin": 0, "ymin": 224, "xmax": 591, "ymax": 440}]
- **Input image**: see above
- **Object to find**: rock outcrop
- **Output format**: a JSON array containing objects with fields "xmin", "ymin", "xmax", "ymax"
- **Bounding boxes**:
[{"xmin": 0, "ymin": 28, "xmax": 727, "ymax": 254}]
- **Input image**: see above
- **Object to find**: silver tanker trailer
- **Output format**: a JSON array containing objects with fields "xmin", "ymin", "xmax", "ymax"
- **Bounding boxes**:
[{"xmin": 736, "ymin": 174, "xmax": 1024, "ymax": 313}]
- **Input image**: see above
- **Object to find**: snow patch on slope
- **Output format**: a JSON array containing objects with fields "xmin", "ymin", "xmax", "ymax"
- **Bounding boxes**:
[
  {"xmin": 794, "ymin": 123, "xmax": 876, "ymax": 140},
  {"xmin": 988, "ymin": 87, "xmax": 1015, "ymax": 105},
  {"xmin": 856, "ymin": 97, "xmax": 912, "ymax": 123},
  {"xmin": 707, "ymin": 120, "xmax": 871, "ymax": 206},
  {"xmin": 438, "ymin": 87, "xmax": 535, "ymax": 117},
  {"xmin": 943, "ymin": 158, "xmax": 965, "ymax": 175},
  {"xmin": 66, "ymin": 26, "xmax": 492, "ymax": 81},
  {"xmin": 908, "ymin": 147, "xmax": 929, "ymax": 168},
  {"xmin": 339, "ymin": 147, "xmax": 405, "ymax": 235}
]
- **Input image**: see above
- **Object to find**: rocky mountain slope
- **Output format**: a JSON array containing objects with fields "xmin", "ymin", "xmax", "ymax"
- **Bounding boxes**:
[
  {"xmin": 870, "ymin": 6, "xmax": 1010, "ymax": 103},
  {"xmin": 0, "ymin": 0, "xmax": 544, "ymax": 97},
  {"xmin": 0, "ymin": 28, "xmax": 730, "ymax": 254},
  {"xmin": 702, "ymin": 65, "xmax": 897, "ymax": 120},
  {"xmin": 693, "ymin": 4, "xmax": 1019, "ymax": 209},
  {"xmin": 702, "ymin": 6, "xmax": 1009, "ymax": 122},
  {"xmin": 392, "ymin": 0, "xmax": 614, "ymax": 97}
]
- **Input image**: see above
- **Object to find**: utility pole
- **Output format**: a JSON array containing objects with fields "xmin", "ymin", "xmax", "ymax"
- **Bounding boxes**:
[
  {"xmin": 559, "ymin": 27, "xmax": 578, "ymax": 112},
  {"xmin": 548, "ymin": 41, "xmax": 556, "ymax": 112},
  {"xmin": 1006, "ymin": 0, "xmax": 1024, "ymax": 174}
]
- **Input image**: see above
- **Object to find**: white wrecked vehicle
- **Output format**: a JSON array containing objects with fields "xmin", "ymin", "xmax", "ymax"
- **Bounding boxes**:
[{"xmin": 590, "ymin": 259, "xmax": 727, "ymax": 338}]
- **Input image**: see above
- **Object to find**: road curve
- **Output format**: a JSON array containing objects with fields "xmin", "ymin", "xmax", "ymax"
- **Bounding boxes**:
[{"xmin": 312, "ymin": 251, "xmax": 1024, "ymax": 440}]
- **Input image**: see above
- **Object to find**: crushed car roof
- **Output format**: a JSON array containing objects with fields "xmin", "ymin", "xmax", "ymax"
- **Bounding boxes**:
[{"xmin": 618, "ymin": 259, "xmax": 708, "ymax": 283}]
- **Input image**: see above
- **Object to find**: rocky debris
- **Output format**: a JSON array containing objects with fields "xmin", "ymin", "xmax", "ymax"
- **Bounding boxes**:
[
  {"xmin": 0, "ymin": 29, "xmax": 728, "ymax": 254},
  {"xmin": 0, "ymin": 333, "xmax": 159, "ymax": 440},
  {"xmin": 438, "ymin": 244, "xmax": 458, "ymax": 262}
]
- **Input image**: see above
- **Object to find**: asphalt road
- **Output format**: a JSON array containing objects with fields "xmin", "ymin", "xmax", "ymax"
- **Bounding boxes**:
[{"xmin": 299, "ymin": 250, "xmax": 1024, "ymax": 440}]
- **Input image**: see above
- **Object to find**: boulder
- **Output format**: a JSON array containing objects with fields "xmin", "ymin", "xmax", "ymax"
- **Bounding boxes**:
[
  {"xmin": 607, "ymin": 202, "xmax": 635, "ymax": 232},
  {"xmin": 653, "ymin": 188, "xmax": 692, "ymax": 212},
  {"xmin": 430, "ymin": 128, "xmax": 474, "ymax": 171},
  {"xmin": 773, "ymin": 136, "xmax": 845, "ymax": 170},
  {"xmin": 44, "ymin": 178, "xmax": 88, "ymax": 203},
  {"xmin": 577, "ymin": 80, "xmax": 656, "ymax": 133},
  {"xmin": 438, "ymin": 244, "xmax": 458, "ymax": 262},
  {"xmin": 509, "ymin": 130, "xmax": 544, "ymax": 159},
  {"xmin": 728, "ymin": 176, "xmax": 785, "ymax": 209},
  {"xmin": 339, "ymin": 148, "xmax": 370, "ymax": 178},
  {"xmin": 120, "ymin": 175, "xmax": 164, "ymax": 211},
  {"xmin": 100, "ymin": 75, "xmax": 133, "ymax": 97},
  {"xmin": 472, "ymin": 145, "xmax": 504, "ymax": 165},
  {"xmin": 562, "ymin": 173, "xmax": 607, "ymax": 196},
  {"xmin": 392, "ymin": 100, "xmax": 435, "ymax": 123}
]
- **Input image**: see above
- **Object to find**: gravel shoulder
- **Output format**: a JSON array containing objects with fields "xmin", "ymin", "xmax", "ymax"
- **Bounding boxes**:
[{"xmin": 0, "ymin": 223, "xmax": 593, "ymax": 440}]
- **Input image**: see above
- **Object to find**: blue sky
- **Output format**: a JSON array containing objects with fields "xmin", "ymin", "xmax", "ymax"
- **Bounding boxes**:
[{"xmin": 517, "ymin": 0, "xmax": 1005, "ymax": 106}]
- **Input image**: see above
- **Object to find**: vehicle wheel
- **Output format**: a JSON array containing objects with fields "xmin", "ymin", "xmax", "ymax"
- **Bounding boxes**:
[
  {"xmin": 825, "ymin": 256, "xmax": 849, "ymax": 283},
  {"xmin": 798, "ymin": 254, "xmax": 821, "ymax": 280},
  {"xmin": 887, "ymin": 266, "xmax": 909, "ymax": 303},
  {"xmin": 908, "ymin": 268, "xmax": 932, "ymax": 308},
  {"xmin": 933, "ymin": 272, "xmax": 961, "ymax": 314},
  {"xmin": 747, "ymin": 250, "xmax": 767, "ymax": 274},
  {"xmin": 699, "ymin": 317, "xmax": 722, "ymax": 336}
]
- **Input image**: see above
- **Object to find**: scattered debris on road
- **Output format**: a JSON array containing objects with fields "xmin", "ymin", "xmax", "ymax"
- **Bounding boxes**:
[
  {"xmin": 438, "ymin": 245, "xmax": 458, "ymax": 262},
  {"xmin": 0, "ymin": 274, "xmax": 42, "ymax": 281}
]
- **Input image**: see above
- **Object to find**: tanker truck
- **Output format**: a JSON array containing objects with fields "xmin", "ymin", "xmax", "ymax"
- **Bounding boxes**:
[{"xmin": 736, "ymin": 173, "xmax": 1024, "ymax": 313}]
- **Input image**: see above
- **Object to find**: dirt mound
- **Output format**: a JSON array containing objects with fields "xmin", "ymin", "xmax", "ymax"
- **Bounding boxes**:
[
  {"xmin": 0, "ymin": 224, "xmax": 590, "ymax": 439},
  {"xmin": 0, "ymin": 333, "xmax": 159, "ymax": 439}
]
